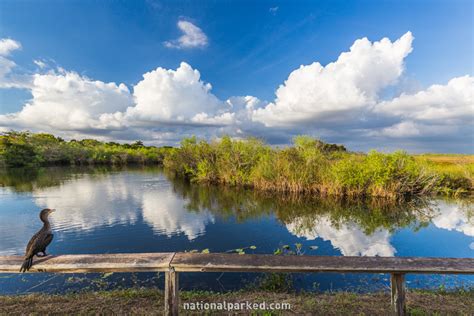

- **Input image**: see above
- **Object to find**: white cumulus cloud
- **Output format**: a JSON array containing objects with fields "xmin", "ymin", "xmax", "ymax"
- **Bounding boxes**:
[
  {"xmin": 164, "ymin": 20, "xmax": 208, "ymax": 49},
  {"xmin": 376, "ymin": 76, "xmax": 474, "ymax": 124},
  {"xmin": 252, "ymin": 32, "xmax": 414, "ymax": 127},
  {"xmin": 369, "ymin": 76, "xmax": 474, "ymax": 139},
  {"xmin": 0, "ymin": 70, "xmax": 133, "ymax": 131},
  {"xmin": 125, "ymin": 62, "xmax": 228, "ymax": 125},
  {"xmin": 0, "ymin": 33, "xmax": 472, "ymax": 151}
]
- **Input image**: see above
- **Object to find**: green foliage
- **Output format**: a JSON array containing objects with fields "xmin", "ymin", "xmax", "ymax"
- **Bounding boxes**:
[
  {"xmin": 165, "ymin": 135, "xmax": 468, "ymax": 199},
  {"xmin": 0, "ymin": 131, "xmax": 41, "ymax": 167},
  {"xmin": 164, "ymin": 135, "xmax": 269, "ymax": 185},
  {"xmin": 331, "ymin": 150, "xmax": 439, "ymax": 198},
  {"xmin": 256, "ymin": 272, "xmax": 294, "ymax": 293},
  {"xmin": 0, "ymin": 131, "xmax": 171, "ymax": 167},
  {"xmin": 2, "ymin": 131, "xmax": 471, "ymax": 198}
]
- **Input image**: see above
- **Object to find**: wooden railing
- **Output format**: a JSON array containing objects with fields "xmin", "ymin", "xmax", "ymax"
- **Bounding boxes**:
[{"xmin": 1, "ymin": 253, "xmax": 473, "ymax": 315}]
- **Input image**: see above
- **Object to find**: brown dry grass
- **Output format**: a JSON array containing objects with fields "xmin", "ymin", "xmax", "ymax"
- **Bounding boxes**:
[
  {"xmin": 415, "ymin": 154, "xmax": 474, "ymax": 165},
  {"xmin": 0, "ymin": 289, "xmax": 473, "ymax": 315}
]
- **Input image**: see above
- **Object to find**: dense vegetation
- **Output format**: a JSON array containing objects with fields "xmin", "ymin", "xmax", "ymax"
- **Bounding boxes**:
[
  {"xmin": 0, "ymin": 131, "xmax": 170, "ymax": 167},
  {"xmin": 1, "ymin": 131, "xmax": 472, "ymax": 199},
  {"xmin": 164, "ymin": 136, "xmax": 473, "ymax": 199}
]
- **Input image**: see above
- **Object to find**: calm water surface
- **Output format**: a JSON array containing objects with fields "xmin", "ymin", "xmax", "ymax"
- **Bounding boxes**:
[{"xmin": 0, "ymin": 166, "xmax": 473, "ymax": 294}]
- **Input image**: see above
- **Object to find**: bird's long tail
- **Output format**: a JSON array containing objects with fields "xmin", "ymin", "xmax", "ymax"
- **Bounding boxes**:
[{"xmin": 20, "ymin": 256, "xmax": 33, "ymax": 273}]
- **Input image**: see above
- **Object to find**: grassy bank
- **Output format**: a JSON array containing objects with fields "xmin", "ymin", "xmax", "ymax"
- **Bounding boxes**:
[
  {"xmin": 1, "ymin": 131, "xmax": 472, "ymax": 199},
  {"xmin": 164, "ymin": 136, "xmax": 473, "ymax": 199},
  {"xmin": 1, "ymin": 288, "xmax": 473, "ymax": 315}
]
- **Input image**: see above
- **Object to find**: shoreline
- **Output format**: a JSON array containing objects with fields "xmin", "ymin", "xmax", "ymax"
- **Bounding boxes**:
[{"xmin": 2, "ymin": 132, "xmax": 473, "ymax": 200}]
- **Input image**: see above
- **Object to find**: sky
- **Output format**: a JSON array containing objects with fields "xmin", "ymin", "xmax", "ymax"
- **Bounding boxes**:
[{"xmin": 0, "ymin": 0, "xmax": 473, "ymax": 153}]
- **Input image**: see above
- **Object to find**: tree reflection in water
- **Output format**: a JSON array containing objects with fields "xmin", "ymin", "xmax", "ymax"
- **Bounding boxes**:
[{"xmin": 1, "ymin": 166, "xmax": 472, "ymax": 257}]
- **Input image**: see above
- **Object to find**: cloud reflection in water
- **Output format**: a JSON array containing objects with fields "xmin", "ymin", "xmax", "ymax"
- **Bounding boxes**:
[
  {"xmin": 33, "ymin": 172, "xmax": 214, "ymax": 240},
  {"xmin": 286, "ymin": 216, "xmax": 395, "ymax": 256}
]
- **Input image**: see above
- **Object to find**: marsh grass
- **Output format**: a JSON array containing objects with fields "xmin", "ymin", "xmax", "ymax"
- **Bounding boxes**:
[
  {"xmin": 2, "ymin": 131, "xmax": 472, "ymax": 199},
  {"xmin": 164, "ymin": 136, "xmax": 471, "ymax": 200},
  {"xmin": 415, "ymin": 154, "xmax": 473, "ymax": 196}
]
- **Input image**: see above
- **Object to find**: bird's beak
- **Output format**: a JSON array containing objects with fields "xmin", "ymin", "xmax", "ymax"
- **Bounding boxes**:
[{"xmin": 50, "ymin": 209, "xmax": 56, "ymax": 213}]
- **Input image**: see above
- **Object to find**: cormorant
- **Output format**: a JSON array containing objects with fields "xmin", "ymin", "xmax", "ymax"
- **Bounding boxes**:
[{"xmin": 20, "ymin": 208, "xmax": 55, "ymax": 272}]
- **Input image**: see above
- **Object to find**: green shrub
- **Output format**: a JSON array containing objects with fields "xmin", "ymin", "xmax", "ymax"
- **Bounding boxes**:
[
  {"xmin": 0, "ymin": 131, "xmax": 168, "ymax": 167},
  {"xmin": 0, "ymin": 132, "xmax": 41, "ymax": 167},
  {"xmin": 331, "ymin": 151, "xmax": 439, "ymax": 198}
]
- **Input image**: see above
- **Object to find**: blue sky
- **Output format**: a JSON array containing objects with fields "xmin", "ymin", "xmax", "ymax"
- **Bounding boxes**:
[{"xmin": 0, "ymin": 0, "xmax": 473, "ymax": 152}]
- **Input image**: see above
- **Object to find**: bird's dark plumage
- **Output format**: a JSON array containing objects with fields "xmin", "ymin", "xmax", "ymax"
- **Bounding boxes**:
[{"xmin": 20, "ymin": 208, "xmax": 55, "ymax": 272}]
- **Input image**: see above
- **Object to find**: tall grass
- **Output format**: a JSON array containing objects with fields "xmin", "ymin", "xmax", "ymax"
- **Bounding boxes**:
[
  {"xmin": 2, "ymin": 131, "xmax": 471, "ymax": 199},
  {"xmin": 164, "ymin": 136, "xmax": 471, "ymax": 199},
  {"xmin": 415, "ymin": 154, "xmax": 473, "ymax": 196}
]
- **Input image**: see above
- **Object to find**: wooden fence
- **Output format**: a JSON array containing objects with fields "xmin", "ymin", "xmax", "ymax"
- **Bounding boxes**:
[{"xmin": 1, "ymin": 253, "xmax": 473, "ymax": 315}]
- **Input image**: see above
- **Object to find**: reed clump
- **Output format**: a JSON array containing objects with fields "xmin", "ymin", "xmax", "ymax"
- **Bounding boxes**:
[{"xmin": 164, "ymin": 136, "xmax": 471, "ymax": 200}]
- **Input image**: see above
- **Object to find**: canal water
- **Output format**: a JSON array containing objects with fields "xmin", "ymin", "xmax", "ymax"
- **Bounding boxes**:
[{"xmin": 0, "ymin": 166, "xmax": 473, "ymax": 294}]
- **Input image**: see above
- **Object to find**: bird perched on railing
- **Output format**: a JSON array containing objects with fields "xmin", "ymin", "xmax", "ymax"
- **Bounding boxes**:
[{"xmin": 20, "ymin": 208, "xmax": 55, "ymax": 272}]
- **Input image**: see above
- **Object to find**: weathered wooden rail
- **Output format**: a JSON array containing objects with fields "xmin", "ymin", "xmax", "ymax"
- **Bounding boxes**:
[{"xmin": 1, "ymin": 253, "xmax": 473, "ymax": 316}]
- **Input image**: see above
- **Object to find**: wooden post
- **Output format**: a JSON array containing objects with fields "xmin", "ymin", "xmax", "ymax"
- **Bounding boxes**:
[
  {"xmin": 165, "ymin": 267, "xmax": 179, "ymax": 316},
  {"xmin": 390, "ymin": 273, "xmax": 406, "ymax": 316}
]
